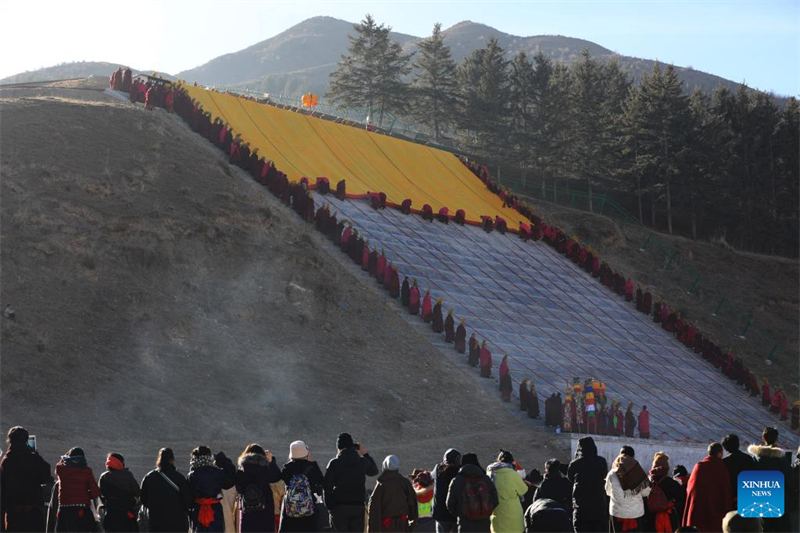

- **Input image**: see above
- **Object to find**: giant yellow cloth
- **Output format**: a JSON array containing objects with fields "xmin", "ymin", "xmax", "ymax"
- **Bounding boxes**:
[{"xmin": 182, "ymin": 84, "xmax": 524, "ymax": 225}]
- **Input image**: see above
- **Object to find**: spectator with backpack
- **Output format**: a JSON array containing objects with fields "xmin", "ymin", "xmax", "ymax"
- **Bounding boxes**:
[
  {"xmin": 280, "ymin": 441, "xmax": 325, "ymax": 533},
  {"xmin": 323, "ymin": 433, "xmax": 379, "ymax": 532},
  {"xmin": 187, "ymin": 446, "xmax": 236, "ymax": 532},
  {"xmin": 486, "ymin": 450, "xmax": 527, "ymax": 533},
  {"xmin": 445, "ymin": 453, "xmax": 498, "ymax": 533},
  {"xmin": 645, "ymin": 452, "xmax": 683, "ymax": 533},
  {"xmin": 605, "ymin": 446, "xmax": 651, "ymax": 533},
  {"xmin": 431, "ymin": 449, "xmax": 462, "ymax": 533},
  {"xmin": 367, "ymin": 455, "xmax": 418, "ymax": 532},
  {"xmin": 235, "ymin": 443, "xmax": 282, "ymax": 532},
  {"xmin": 140, "ymin": 448, "xmax": 192, "ymax": 533}
]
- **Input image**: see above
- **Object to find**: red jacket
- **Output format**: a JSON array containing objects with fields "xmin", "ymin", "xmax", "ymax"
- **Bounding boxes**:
[
  {"xmin": 56, "ymin": 463, "xmax": 100, "ymax": 506},
  {"xmin": 682, "ymin": 456, "xmax": 731, "ymax": 532}
]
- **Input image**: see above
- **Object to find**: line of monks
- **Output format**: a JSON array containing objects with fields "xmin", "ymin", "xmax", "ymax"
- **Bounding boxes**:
[
  {"xmin": 460, "ymin": 157, "xmax": 799, "ymax": 433},
  {"xmin": 137, "ymin": 76, "xmax": 797, "ymax": 444}
]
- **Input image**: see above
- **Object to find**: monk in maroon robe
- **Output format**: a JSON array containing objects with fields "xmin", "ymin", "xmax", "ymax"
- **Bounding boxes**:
[
  {"xmin": 444, "ymin": 310, "xmax": 455, "ymax": 342},
  {"xmin": 408, "ymin": 280, "xmax": 420, "ymax": 315},
  {"xmin": 401, "ymin": 277, "xmax": 411, "ymax": 306},
  {"xmin": 304, "ymin": 191, "xmax": 315, "ymax": 223},
  {"xmin": 499, "ymin": 356, "xmax": 511, "ymax": 401},
  {"xmin": 340, "ymin": 226, "xmax": 352, "ymax": 252},
  {"xmin": 682, "ymin": 444, "xmax": 732, "ymax": 532},
  {"xmin": 635, "ymin": 286, "xmax": 643, "ymax": 311},
  {"xmin": 315, "ymin": 177, "xmax": 330, "ymax": 194},
  {"xmin": 519, "ymin": 379, "xmax": 530, "ymax": 412},
  {"xmin": 455, "ymin": 319, "xmax": 467, "ymax": 353},
  {"xmin": 479, "ymin": 341, "xmax": 492, "ymax": 378},
  {"xmin": 350, "ymin": 234, "xmax": 362, "ymax": 263},
  {"xmin": 624, "ymin": 278, "xmax": 634, "ymax": 301},
  {"xmin": 389, "ymin": 269, "xmax": 400, "ymax": 299},
  {"xmin": 481, "ymin": 216, "xmax": 494, "ymax": 232},
  {"xmin": 122, "ymin": 68, "xmax": 132, "ymax": 91},
  {"xmin": 421, "ymin": 290, "xmax": 433, "ymax": 322},
  {"xmin": 761, "ymin": 378, "xmax": 770, "ymax": 406},
  {"xmin": 454, "ymin": 209, "xmax": 466, "ymax": 225},
  {"xmin": 335, "ymin": 179, "xmax": 346, "ymax": 199},
  {"xmin": 431, "ymin": 298, "xmax": 444, "ymax": 333},
  {"xmin": 495, "ymin": 216, "xmax": 507, "ymax": 234},
  {"xmin": 376, "ymin": 250, "xmax": 386, "ymax": 283},
  {"xmin": 383, "ymin": 261, "xmax": 393, "ymax": 289},
  {"xmin": 653, "ymin": 300, "xmax": 662, "ymax": 323},
  {"xmin": 642, "ymin": 291, "xmax": 652, "ymax": 314},
  {"xmin": 401, "ymin": 199, "xmax": 412, "ymax": 214},
  {"xmin": 467, "ymin": 334, "xmax": 479, "ymax": 366},
  {"xmin": 519, "ymin": 223, "xmax": 531, "ymax": 241},
  {"xmin": 421, "ymin": 204, "xmax": 434, "ymax": 222},
  {"xmin": 368, "ymin": 247, "xmax": 378, "ymax": 276},
  {"xmin": 437, "ymin": 207, "xmax": 449, "ymax": 224},
  {"xmin": 315, "ymin": 204, "xmax": 329, "ymax": 231}
]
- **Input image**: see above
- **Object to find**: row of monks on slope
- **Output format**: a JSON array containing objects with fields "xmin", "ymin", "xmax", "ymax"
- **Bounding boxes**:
[{"xmin": 163, "ymin": 85, "xmax": 783, "ymax": 430}]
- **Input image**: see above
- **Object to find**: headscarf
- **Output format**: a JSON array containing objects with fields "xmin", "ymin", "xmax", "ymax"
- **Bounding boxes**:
[{"xmin": 613, "ymin": 454, "xmax": 650, "ymax": 495}]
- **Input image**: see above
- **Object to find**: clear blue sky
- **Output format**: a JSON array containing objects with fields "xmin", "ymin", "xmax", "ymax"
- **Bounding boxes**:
[{"xmin": 1, "ymin": 0, "xmax": 798, "ymax": 95}]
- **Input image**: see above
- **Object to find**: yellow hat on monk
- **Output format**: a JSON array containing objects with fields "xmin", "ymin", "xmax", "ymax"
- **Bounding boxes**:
[
  {"xmin": 436, "ymin": 297, "xmax": 443, "ymax": 304},
  {"xmin": 447, "ymin": 308, "xmax": 453, "ymax": 315},
  {"xmin": 459, "ymin": 318, "xmax": 466, "ymax": 325}
]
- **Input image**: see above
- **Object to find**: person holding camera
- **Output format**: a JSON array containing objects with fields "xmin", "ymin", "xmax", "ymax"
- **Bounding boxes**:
[
  {"xmin": 0, "ymin": 426, "xmax": 52, "ymax": 532},
  {"xmin": 323, "ymin": 433, "xmax": 378, "ymax": 532}
]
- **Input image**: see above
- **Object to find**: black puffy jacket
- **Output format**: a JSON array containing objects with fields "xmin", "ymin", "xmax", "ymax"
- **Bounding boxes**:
[
  {"xmin": 323, "ymin": 447, "xmax": 378, "ymax": 508},
  {"xmin": 566, "ymin": 437, "xmax": 608, "ymax": 521},
  {"xmin": 524, "ymin": 498, "xmax": 572, "ymax": 532},
  {"xmin": 431, "ymin": 462, "xmax": 460, "ymax": 523}
]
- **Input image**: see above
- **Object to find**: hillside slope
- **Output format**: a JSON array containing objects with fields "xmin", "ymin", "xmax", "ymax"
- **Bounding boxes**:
[{"xmin": 0, "ymin": 89, "xmax": 561, "ymax": 477}]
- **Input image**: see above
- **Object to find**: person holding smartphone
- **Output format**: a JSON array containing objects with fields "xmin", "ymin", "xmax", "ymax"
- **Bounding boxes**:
[
  {"xmin": 0, "ymin": 426, "xmax": 52, "ymax": 532},
  {"xmin": 323, "ymin": 433, "xmax": 378, "ymax": 532}
]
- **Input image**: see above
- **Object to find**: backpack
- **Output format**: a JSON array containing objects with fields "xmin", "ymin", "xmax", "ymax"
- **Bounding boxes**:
[
  {"xmin": 284, "ymin": 474, "xmax": 315, "ymax": 518},
  {"xmin": 462, "ymin": 476, "xmax": 494, "ymax": 521},
  {"xmin": 646, "ymin": 480, "xmax": 668, "ymax": 514},
  {"xmin": 241, "ymin": 483, "xmax": 266, "ymax": 514}
]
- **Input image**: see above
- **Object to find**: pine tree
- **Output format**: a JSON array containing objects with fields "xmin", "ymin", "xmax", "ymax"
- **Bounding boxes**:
[
  {"xmin": 507, "ymin": 52, "xmax": 535, "ymax": 175},
  {"xmin": 636, "ymin": 62, "xmax": 690, "ymax": 234},
  {"xmin": 527, "ymin": 53, "xmax": 570, "ymax": 193},
  {"xmin": 456, "ymin": 38, "xmax": 511, "ymax": 160},
  {"xmin": 327, "ymin": 14, "xmax": 414, "ymax": 125},
  {"xmin": 411, "ymin": 23, "xmax": 458, "ymax": 142},
  {"xmin": 568, "ymin": 49, "xmax": 610, "ymax": 212}
]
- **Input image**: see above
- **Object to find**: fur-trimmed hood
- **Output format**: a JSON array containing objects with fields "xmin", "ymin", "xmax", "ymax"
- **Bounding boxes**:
[
  {"xmin": 238, "ymin": 453, "xmax": 268, "ymax": 468},
  {"xmin": 747, "ymin": 444, "xmax": 788, "ymax": 459}
]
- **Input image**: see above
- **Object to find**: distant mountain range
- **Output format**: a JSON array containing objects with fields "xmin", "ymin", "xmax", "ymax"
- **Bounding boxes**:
[
  {"xmin": 0, "ymin": 61, "xmax": 172, "ymax": 85},
  {"xmin": 3, "ymin": 17, "xmax": 787, "ymax": 106},
  {"xmin": 175, "ymin": 16, "xmax": 782, "ymax": 103}
]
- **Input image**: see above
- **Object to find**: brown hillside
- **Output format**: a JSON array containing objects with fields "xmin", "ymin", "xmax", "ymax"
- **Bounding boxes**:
[{"xmin": 0, "ymin": 87, "xmax": 565, "ymax": 477}]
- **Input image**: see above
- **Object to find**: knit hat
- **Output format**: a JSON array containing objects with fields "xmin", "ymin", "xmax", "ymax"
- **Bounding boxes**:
[
  {"xmin": 336, "ymin": 433, "xmax": 354, "ymax": 450},
  {"xmin": 652, "ymin": 451, "xmax": 670, "ymax": 471},
  {"xmin": 382, "ymin": 455, "xmax": 400, "ymax": 471},
  {"xmin": 290, "ymin": 440, "xmax": 309, "ymax": 459}
]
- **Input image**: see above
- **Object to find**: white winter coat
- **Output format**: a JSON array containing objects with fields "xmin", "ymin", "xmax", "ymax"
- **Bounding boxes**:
[{"xmin": 604, "ymin": 470, "xmax": 651, "ymax": 519}]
